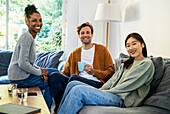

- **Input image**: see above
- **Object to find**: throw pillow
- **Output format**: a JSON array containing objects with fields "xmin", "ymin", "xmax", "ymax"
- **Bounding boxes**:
[
  {"xmin": 34, "ymin": 51, "xmax": 64, "ymax": 68},
  {"xmin": 143, "ymin": 57, "xmax": 164, "ymax": 101},
  {"xmin": 114, "ymin": 58, "xmax": 128, "ymax": 71},
  {"xmin": 0, "ymin": 50, "xmax": 13, "ymax": 76},
  {"xmin": 144, "ymin": 61, "xmax": 170, "ymax": 110},
  {"xmin": 119, "ymin": 53, "xmax": 129, "ymax": 58},
  {"xmin": 113, "ymin": 53, "xmax": 129, "ymax": 71},
  {"xmin": 57, "ymin": 60, "xmax": 66, "ymax": 72}
]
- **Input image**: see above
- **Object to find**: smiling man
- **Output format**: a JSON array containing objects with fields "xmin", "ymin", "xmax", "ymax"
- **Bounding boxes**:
[{"xmin": 49, "ymin": 22, "xmax": 115, "ymax": 113}]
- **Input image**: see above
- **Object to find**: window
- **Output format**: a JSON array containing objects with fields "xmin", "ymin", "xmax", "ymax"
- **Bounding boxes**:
[{"xmin": 0, "ymin": 0, "xmax": 62, "ymax": 51}]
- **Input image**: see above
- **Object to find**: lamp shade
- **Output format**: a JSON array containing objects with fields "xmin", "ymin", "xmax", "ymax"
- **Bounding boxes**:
[{"xmin": 94, "ymin": 3, "xmax": 122, "ymax": 22}]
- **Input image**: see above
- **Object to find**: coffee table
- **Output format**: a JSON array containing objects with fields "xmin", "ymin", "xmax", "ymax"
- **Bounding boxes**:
[{"xmin": 0, "ymin": 84, "xmax": 50, "ymax": 114}]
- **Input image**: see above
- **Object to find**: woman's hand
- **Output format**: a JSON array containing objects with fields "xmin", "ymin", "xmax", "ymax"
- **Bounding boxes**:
[
  {"xmin": 84, "ymin": 64, "xmax": 94, "ymax": 75},
  {"xmin": 41, "ymin": 75, "xmax": 48, "ymax": 83},
  {"xmin": 40, "ymin": 68, "xmax": 48, "ymax": 76},
  {"xmin": 99, "ymin": 87, "xmax": 105, "ymax": 90},
  {"xmin": 40, "ymin": 68, "xmax": 48, "ymax": 83}
]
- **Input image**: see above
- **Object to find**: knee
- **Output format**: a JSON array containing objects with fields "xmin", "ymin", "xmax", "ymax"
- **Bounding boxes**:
[
  {"xmin": 67, "ymin": 81, "xmax": 82, "ymax": 88},
  {"xmin": 48, "ymin": 72, "xmax": 61, "ymax": 83},
  {"xmin": 68, "ymin": 75, "xmax": 80, "ymax": 82},
  {"xmin": 71, "ymin": 85, "xmax": 87, "ymax": 95},
  {"xmin": 70, "ymin": 86, "xmax": 82, "ymax": 96}
]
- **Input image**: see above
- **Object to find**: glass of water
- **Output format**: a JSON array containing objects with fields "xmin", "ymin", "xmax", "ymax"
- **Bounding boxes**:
[
  {"xmin": 18, "ymin": 88, "xmax": 28, "ymax": 102},
  {"xmin": 8, "ymin": 84, "xmax": 17, "ymax": 95}
]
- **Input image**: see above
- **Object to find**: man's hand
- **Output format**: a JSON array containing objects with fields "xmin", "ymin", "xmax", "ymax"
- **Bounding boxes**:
[
  {"xmin": 84, "ymin": 64, "xmax": 94, "ymax": 75},
  {"xmin": 40, "ymin": 68, "xmax": 48, "ymax": 76}
]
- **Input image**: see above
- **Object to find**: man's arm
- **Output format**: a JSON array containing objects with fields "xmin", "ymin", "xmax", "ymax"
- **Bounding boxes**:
[{"xmin": 93, "ymin": 46, "xmax": 115, "ymax": 81}]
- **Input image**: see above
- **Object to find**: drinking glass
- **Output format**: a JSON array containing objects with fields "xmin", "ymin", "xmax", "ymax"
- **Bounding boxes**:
[
  {"xmin": 18, "ymin": 88, "xmax": 28, "ymax": 102},
  {"xmin": 8, "ymin": 84, "xmax": 17, "ymax": 95}
]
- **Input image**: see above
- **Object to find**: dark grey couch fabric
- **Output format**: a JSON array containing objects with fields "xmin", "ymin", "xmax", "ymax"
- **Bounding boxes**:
[
  {"xmin": 0, "ymin": 50, "xmax": 64, "ymax": 84},
  {"xmin": 80, "ymin": 105, "xmax": 169, "ymax": 114},
  {"xmin": 0, "ymin": 50, "xmax": 13, "ymax": 76},
  {"xmin": 143, "ymin": 61, "xmax": 170, "ymax": 110},
  {"xmin": 79, "ymin": 57, "xmax": 170, "ymax": 114},
  {"xmin": 144, "ymin": 57, "xmax": 164, "ymax": 100}
]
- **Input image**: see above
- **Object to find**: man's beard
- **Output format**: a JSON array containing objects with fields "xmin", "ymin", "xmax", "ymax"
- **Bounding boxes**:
[{"xmin": 81, "ymin": 37, "xmax": 91, "ymax": 44}]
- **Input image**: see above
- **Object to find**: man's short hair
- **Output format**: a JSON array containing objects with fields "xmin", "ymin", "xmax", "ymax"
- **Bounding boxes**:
[{"xmin": 77, "ymin": 22, "xmax": 94, "ymax": 35}]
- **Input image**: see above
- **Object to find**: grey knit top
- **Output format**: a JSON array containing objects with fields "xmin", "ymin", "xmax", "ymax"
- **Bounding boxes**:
[{"xmin": 8, "ymin": 31, "xmax": 41, "ymax": 80}]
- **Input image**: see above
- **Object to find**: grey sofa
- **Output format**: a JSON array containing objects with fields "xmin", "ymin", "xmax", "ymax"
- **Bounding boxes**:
[
  {"xmin": 1, "ymin": 50, "xmax": 170, "ymax": 114},
  {"xmin": 0, "ymin": 50, "xmax": 64, "ymax": 84},
  {"xmin": 79, "ymin": 57, "xmax": 170, "ymax": 114}
]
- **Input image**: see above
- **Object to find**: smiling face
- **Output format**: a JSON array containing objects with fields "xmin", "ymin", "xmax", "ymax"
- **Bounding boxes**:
[
  {"xmin": 126, "ymin": 37, "xmax": 145, "ymax": 60},
  {"xmin": 79, "ymin": 26, "xmax": 93, "ymax": 45},
  {"xmin": 27, "ymin": 13, "xmax": 43, "ymax": 38}
]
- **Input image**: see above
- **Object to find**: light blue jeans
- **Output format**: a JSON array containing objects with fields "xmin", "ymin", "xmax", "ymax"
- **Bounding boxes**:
[
  {"xmin": 57, "ymin": 81, "xmax": 125, "ymax": 114},
  {"xmin": 10, "ymin": 68, "xmax": 58, "ymax": 110}
]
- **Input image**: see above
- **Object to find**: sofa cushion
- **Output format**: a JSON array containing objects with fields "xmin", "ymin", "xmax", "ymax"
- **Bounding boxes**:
[
  {"xmin": 143, "ymin": 61, "xmax": 170, "ymax": 110},
  {"xmin": 114, "ymin": 58, "xmax": 128, "ymax": 71},
  {"xmin": 144, "ymin": 57, "xmax": 164, "ymax": 100},
  {"xmin": 119, "ymin": 53, "xmax": 129, "ymax": 58},
  {"xmin": 57, "ymin": 60, "xmax": 66, "ymax": 72},
  {"xmin": 0, "ymin": 75, "xmax": 10, "ymax": 84},
  {"xmin": 79, "ymin": 105, "xmax": 170, "ymax": 114},
  {"xmin": 0, "ymin": 50, "xmax": 13, "ymax": 76},
  {"xmin": 34, "ymin": 51, "xmax": 64, "ymax": 68}
]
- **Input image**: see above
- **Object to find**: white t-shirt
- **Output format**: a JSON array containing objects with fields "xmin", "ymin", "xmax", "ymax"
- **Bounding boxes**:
[{"xmin": 79, "ymin": 45, "xmax": 101, "ymax": 82}]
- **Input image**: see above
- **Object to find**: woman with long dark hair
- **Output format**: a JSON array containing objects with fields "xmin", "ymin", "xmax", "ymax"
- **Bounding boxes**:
[{"xmin": 57, "ymin": 32, "xmax": 155, "ymax": 114}]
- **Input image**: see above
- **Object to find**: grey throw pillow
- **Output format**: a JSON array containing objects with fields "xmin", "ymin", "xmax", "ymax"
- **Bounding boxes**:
[
  {"xmin": 119, "ymin": 53, "xmax": 129, "ymax": 58},
  {"xmin": 144, "ymin": 57, "xmax": 164, "ymax": 100},
  {"xmin": 34, "ymin": 51, "xmax": 64, "ymax": 68},
  {"xmin": 144, "ymin": 61, "xmax": 170, "ymax": 110},
  {"xmin": 0, "ymin": 50, "xmax": 13, "ymax": 76}
]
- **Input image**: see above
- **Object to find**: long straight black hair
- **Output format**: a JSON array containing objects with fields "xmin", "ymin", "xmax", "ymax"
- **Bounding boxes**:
[{"xmin": 124, "ymin": 33, "xmax": 147, "ymax": 69}]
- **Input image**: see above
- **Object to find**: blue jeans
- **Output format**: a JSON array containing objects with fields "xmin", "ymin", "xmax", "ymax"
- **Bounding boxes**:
[
  {"xmin": 57, "ymin": 81, "xmax": 125, "ymax": 114},
  {"xmin": 48, "ymin": 73, "xmax": 103, "ymax": 112},
  {"xmin": 10, "ymin": 68, "xmax": 58, "ymax": 110}
]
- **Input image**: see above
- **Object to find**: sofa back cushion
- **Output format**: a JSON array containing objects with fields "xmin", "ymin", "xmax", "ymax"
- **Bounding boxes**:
[
  {"xmin": 144, "ymin": 57, "xmax": 164, "ymax": 100},
  {"xmin": 0, "ymin": 50, "xmax": 13, "ymax": 76},
  {"xmin": 34, "ymin": 51, "xmax": 64, "ymax": 68},
  {"xmin": 143, "ymin": 61, "xmax": 170, "ymax": 110}
]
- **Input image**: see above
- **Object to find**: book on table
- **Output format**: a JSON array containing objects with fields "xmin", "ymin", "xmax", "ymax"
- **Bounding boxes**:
[{"xmin": 0, "ymin": 103, "xmax": 41, "ymax": 114}]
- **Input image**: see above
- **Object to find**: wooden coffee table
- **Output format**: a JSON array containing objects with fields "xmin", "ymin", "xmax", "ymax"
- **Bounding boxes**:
[{"xmin": 0, "ymin": 84, "xmax": 50, "ymax": 114}]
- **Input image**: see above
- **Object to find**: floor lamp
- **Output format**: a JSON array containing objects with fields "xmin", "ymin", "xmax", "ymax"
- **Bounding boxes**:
[{"xmin": 94, "ymin": 0, "xmax": 122, "ymax": 48}]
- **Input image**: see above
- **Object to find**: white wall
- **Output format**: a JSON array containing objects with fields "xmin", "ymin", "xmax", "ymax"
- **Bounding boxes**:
[
  {"xmin": 121, "ymin": 0, "xmax": 170, "ymax": 58},
  {"xmin": 63, "ymin": 0, "xmax": 170, "ymax": 60}
]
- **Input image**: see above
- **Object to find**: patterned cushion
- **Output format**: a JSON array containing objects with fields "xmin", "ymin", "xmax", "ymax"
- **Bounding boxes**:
[{"xmin": 34, "ymin": 51, "xmax": 64, "ymax": 68}]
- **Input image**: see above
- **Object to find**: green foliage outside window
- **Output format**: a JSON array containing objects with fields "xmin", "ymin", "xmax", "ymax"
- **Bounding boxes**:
[{"xmin": 0, "ymin": 0, "xmax": 62, "ymax": 51}]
